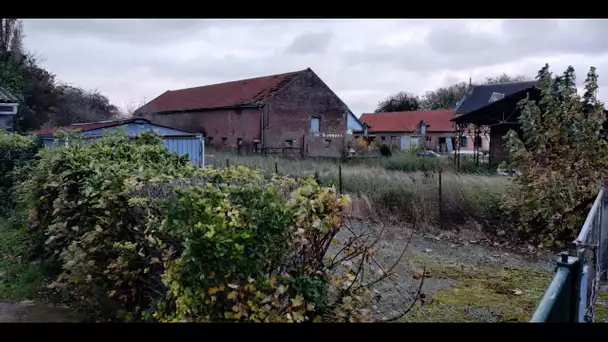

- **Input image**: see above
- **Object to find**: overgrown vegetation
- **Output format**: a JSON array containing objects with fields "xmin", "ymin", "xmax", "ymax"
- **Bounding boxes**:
[
  {"xmin": 207, "ymin": 152, "xmax": 506, "ymax": 229},
  {"xmin": 0, "ymin": 131, "xmax": 40, "ymax": 215},
  {"xmin": 0, "ymin": 129, "xmax": 415, "ymax": 322},
  {"xmin": 503, "ymin": 64, "xmax": 607, "ymax": 248}
]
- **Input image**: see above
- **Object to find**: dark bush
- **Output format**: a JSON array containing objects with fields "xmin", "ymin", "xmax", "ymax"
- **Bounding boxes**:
[
  {"xmin": 378, "ymin": 144, "xmax": 392, "ymax": 157},
  {"xmin": 0, "ymin": 131, "xmax": 40, "ymax": 216}
]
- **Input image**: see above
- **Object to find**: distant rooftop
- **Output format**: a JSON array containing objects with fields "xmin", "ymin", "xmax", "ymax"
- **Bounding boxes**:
[
  {"xmin": 0, "ymin": 86, "xmax": 18, "ymax": 103},
  {"xmin": 453, "ymin": 80, "xmax": 538, "ymax": 115}
]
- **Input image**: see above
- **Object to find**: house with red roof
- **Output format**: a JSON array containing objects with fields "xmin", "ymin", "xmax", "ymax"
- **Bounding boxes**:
[
  {"xmin": 356, "ymin": 109, "xmax": 489, "ymax": 153},
  {"xmin": 134, "ymin": 68, "xmax": 350, "ymax": 157}
]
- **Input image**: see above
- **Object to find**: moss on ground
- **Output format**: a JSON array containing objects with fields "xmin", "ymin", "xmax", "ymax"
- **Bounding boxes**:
[
  {"xmin": 594, "ymin": 290, "xmax": 608, "ymax": 322},
  {"xmin": 401, "ymin": 251, "xmax": 552, "ymax": 322}
]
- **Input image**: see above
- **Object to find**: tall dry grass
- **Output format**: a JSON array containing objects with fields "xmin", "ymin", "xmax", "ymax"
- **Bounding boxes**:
[{"xmin": 206, "ymin": 152, "xmax": 507, "ymax": 229}]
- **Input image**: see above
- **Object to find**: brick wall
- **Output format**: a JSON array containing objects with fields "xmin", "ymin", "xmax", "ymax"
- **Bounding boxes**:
[
  {"xmin": 148, "ymin": 108, "xmax": 261, "ymax": 150},
  {"xmin": 146, "ymin": 69, "xmax": 348, "ymax": 157},
  {"xmin": 263, "ymin": 69, "xmax": 348, "ymax": 157},
  {"xmin": 490, "ymin": 125, "xmax": 510, "ymax": 166},
  {"xmin": 306, "ymin": 132, "xmax": 345, "ymax": 157}
]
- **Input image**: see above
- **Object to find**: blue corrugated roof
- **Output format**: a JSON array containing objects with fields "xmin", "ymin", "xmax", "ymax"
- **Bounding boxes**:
[{"xmin": 453, "ymin": 81, "xmax": 537, "ymax": 115}]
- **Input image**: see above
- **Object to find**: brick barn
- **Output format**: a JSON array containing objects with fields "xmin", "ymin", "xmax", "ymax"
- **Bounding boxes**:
[
  {"xmin": 356, "ymin": 109, "xmax": 489, "ymax": 152},
  {"xmin": 134, "ymin": 68, "xmax": 350, "ymax": 157}
]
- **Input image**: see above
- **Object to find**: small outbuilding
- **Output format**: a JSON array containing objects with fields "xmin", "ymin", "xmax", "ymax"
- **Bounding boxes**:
[
  {"xmin": 31, "ymin": 118, "xmax": 205, "ymax": 166},
  {"xmin": 0, "ymin": 86, "xmax": 19, "ymax": 131},
  {"xmin": 451, "ymin": 81, "xmax": 539, "ymax": 168}
]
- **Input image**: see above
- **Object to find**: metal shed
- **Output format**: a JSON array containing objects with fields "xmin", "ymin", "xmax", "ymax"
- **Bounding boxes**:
[{"xmin": 31, "ymin": 118, "xmax": 205, "ymax": 166}]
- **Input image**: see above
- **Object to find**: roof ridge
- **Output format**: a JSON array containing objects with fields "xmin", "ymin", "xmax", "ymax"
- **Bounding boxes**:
[
  {"xmin": 166, "ymin": 69, "xmax": 306, "ymax": 93},
  {"xmin": 473, "ymin": 80, "xmax": 537, "ymax": 87},
  {"xmin": 363, "ymin": 109, "xmax": 454, "ymax": 115}
]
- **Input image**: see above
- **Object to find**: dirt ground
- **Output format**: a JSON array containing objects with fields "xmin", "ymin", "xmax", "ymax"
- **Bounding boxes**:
[
  {"xmin": 0, "ymin": 300, "xmax": 76, "ymax": 322},
  {"xmin": 340, "ymin": 219, "xmax": 556, "ymax": 322}
]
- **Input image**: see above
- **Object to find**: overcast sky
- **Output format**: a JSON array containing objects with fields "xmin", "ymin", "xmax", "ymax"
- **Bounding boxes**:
[{"xmin": 22, "ymin": 19, "xmax": 608, "ymax": 116}]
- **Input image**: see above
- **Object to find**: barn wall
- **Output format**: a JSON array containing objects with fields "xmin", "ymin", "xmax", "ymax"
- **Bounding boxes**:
[
  {"xmin": 263, "ymin": 69, "xmax": 348, "ymax": 157},
  {"xmin": 147, "ymin": 108, "xmax": 261, "ymax": 151}
]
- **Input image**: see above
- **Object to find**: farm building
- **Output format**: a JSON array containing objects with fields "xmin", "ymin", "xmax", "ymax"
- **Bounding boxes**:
[
  {"xmin": 347, "ymin": 110, "xmax": 367, "ymax": 135},
  {"xmin": 0, "ymin": 86, "xmax": 19, "ymax": 131},
  {"xmin": 31, "ymin": 118, "xmax": 205, "ymax": 166},
  {"xmin": 134, "ymin": 68, "xmax": 351, "ymax": 158},
  {"xmin": 451, "ymin": 80, "xmax": 539, "ymax": 167},
  {"xmin": 356, "ymin": 109, "xmax": 489, "ymax": 152}
]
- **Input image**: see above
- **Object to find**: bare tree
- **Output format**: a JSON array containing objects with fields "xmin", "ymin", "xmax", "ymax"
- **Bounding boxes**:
[
  {"xmin": 0, "ymin": 19, "xmax": 23, "ymax": 57},
  {"xmin": 483, "ymin": 73, "xmax": 530, "ymax": 85}
]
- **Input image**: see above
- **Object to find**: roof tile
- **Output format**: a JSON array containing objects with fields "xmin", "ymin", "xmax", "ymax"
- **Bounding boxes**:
[
  {"xmin": 136, "ymin": 69, "xmax": 305, "ymax": 114},
  {"xmin": 359, "ymin": 110, "xmax": 456, "ymax": 133},
  {"xmin": 30, "ymin": 118, "xmax": 150, "ymax": 135}
]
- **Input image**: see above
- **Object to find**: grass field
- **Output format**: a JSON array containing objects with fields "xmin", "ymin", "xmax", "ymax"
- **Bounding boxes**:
[{"xmin": 206, "ymin": 151, "xmax": 507, "ymax": 229}]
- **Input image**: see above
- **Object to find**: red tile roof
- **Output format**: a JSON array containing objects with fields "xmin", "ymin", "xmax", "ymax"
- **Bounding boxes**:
[
  {"xmin": 30, "ymin": 118, "xmax": 151, "ymax": 135},
  {"xmin": 359, "ymin": 110, "xmax": 456, "ymax": 133},
  {"xmin": 135, "ymin": 69, "xmax": 306, "ymax": 114}
]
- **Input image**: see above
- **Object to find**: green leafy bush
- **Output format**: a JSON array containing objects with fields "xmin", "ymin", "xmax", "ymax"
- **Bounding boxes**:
[
  {"xmin": 0, "ymin": 131, "xmax": 40, "ymax": 215},
  {"xmin": 148, "ymin": 176, "xmax": 376, "ymax": 322},
  {"xmin": 502, "ymin": 64, "xmax": 608, "ymax": 248},
  {"xmin": 18, "ymin": 130, "xmax": 193, "ymax": 319},
  {"xmin": 13, "ymin": 130, "xmax": 390, "ymax": 322}
]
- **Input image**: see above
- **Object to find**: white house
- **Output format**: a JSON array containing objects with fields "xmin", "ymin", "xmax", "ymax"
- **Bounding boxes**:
[{"xmin": 0, "ymin": 86, "xmax": 19, "ymax": 131}]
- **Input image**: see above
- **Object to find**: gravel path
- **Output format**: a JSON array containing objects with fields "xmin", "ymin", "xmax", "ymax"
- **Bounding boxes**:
[{"xmin": 337, "ymin": 219, "xmax": 556, "ymax": 322}]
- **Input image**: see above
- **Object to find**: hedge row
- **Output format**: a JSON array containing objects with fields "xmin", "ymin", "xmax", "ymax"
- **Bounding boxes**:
[{"xmin": 2, "ymin": 130, "xmax": 386, "ymax": 322}]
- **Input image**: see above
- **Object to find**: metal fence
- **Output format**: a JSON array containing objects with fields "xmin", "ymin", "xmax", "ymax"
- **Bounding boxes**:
[
  {"xmin": 531, "ymin": 184, "xmax": 608, "ymax": 322},
  {"xmin": 573, "ymin": 187, "xmax": 607, "ymax": 322}
]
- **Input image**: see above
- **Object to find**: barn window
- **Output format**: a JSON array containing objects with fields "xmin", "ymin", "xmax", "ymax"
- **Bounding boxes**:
[
  {"xmin": 222, "ymin": 137, "xmax": 228, "ymax": 146},
  {"xmin": 310, "ymin": 117, "xmax": 320, "ymax": 133},
  {"xmin": 285, "ymin": 139, "xmax": 295, "ymax": 148},
  {"xmin": 461, "ymin": 136, "xmax": 468, "ymax": 147},
  {"xmin": 324, "ymin": 139, "xmax": 331, "ymax": 147},
  {"xmin": 419, "ymin": 122, "xmax": 427, "ymax": 135}
]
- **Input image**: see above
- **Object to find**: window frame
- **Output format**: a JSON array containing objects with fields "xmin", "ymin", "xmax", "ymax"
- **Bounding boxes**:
[{"xmin": 310, "ymin": 117, "xmax": 321, "ymax": 133}]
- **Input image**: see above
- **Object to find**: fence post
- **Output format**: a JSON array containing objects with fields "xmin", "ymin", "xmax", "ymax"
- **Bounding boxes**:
[
  {"xmin": 338, "ymin": 164, "xmax": 342, "ymax": 195},
  {"xmin": 601, "ymin": 176, "xmax": 608, "ymax": 281},
  {"xmin": 438, "ymin": 169, "xmax": 443, "ymax": 230},
  {"xmin": 275, "ymin": 161, "xmax": 278, "ymax": 174},
  {"xmin": 226, "ymin": 158, "xmax": 230, "ymax": 168}
]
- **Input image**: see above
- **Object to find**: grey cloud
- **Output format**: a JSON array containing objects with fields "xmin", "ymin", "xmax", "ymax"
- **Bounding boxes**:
[
  {"xmin": 20, "ymin": 19, "xmax": 608, "ymax": 116},
  {"xmin": 284, "ymin": 31, "xmax": 333, "ymax": 55},
  {"xmin": 24, "ymin": 19, "xmax": 221, "ymax": 45}
]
